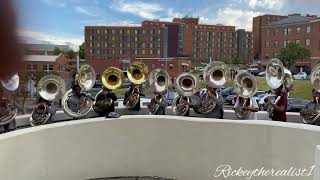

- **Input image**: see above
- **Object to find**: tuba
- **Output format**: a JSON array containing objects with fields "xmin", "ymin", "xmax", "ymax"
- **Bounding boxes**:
[
  {"xmin": 148, "ymin": 69, "xmax": 170, "ymax": 114},
  {"xmin": 125, "ymin": 62, "xmax": 148, "ymax": 110},
  {"xmin": 172, "ymin": 73, "xmax": 198, "ymax": 116},
  {"xmin": 30, "ymin": 74, "xmax": 65, "ymax": 126},
  {"xmin": 234, "ymin": 71, "xmax": 257, "ymax": 119},
  {"xmin": 0, "ymin": 74, "xmax": 19, "ymax": 126},
  {"xmin": 93, "ymin": 67, "xmax": 124, "ymax": 113},
  {"xmin": 301, "ymin": 63, "xmax": 320, "ymax": 124},
  {"xmin": 196, "ymin": 61, "xmax": 229, "ymax": 114},
  {"xmin": 62, "ymin": 64, "xmax": 96, "ymax": 118},
  {"xmin": 265, "ymin": 58, "xmax": 293, "ymax": 118}
]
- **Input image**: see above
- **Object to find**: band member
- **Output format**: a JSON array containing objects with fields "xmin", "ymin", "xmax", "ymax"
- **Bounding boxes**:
[
  {"xmin": 67, "ymin": 84, "xmax": 93, "ymax": 113},
  {"xmin": 300, "ymin": 89, "xmax": 320, "ymax": 124},
  {"xmin": 176, "ymin": 96, "xmax": 191, "ymax": 116},
  {"xmin": 266, "ymin": 84, "xmax": 288, "ymax": 122},
  {"xmin": 94, "ymin": 87, "xmax": 118, "ymax": 117},
  {"xmin": 149, "ymin": 91, "xmax": 168, "ymax": 115},
  {"xmin": 124, "ymin": 82, "xmax": 145, "ymax": 111},
  {"xmin": 0, "ymin": 88, "xmax": 16, "ymax": 133},
  {"xmin": 233, "ymin": 96, "xmax": 259, "ymax": 120},
  {"xmin": 33, "ymin": 96, "xmax": 56, "ymax": 124},
  {"xmin": 181, "ymin": 85, "xmax": 224, "ymax": 119}
]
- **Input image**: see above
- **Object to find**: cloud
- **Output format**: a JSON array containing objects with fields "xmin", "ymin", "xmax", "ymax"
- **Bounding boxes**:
[
  {"xmin": 111, "ymin": 0, "xmax": 164, "ymax": 19},
  {"xmin": 199, "ymin": 5, "xmax": 261, "ymax": 31},
  {"xmin": 18, "ymin": 30, "xmax": 83, "ymax": 51},
  {"xmin": 75, "ymin": 6, "xmax": 98, "ymax": 17},
  {"xmin": 244, "ymin": 0, "xmax": 286, "ymax": 10},
  {"xmin": 42, "ymin": 0, "xmax": 66, "ymax": 8}
]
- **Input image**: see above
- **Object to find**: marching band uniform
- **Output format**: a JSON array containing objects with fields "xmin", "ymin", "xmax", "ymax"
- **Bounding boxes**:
[
  {"xmin": 123, "ymin": 83, "xmax": 145, "ymax": 111},
  {"xmin": 150, "ymin": 92, "xmax": 168, "ymax": 115},
  {"xmin": 33, "ymin": 96, "xmax": 56, "ymax": 124},
  {"xmin": 266, "ymin": 84, "xmax": 288, "ymax": 122},
  {"xmin": 176, "ymin": 96, "xmax": 191, "ymax": 116},
  {"xmin": 201, "ymin": 88, "xmax": 224, "ymax": 119},
  {"xmin": 234, "ymin": 96, "xmax": 259, "ymax": 120},
  {"xmin": 94, "ymin": 87, "xmax": 117, "ymax": 117}
]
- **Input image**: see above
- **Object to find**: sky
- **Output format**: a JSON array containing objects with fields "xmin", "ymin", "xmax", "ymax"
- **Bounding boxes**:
[{"xmin": 14, "ymin": 0, "xmax": 320, "ymax": 50}]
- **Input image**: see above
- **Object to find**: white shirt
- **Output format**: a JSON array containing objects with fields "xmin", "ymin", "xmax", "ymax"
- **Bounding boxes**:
[{"xmin": 234, "ymin": 97, "xmax": 259, "ymax": 120}]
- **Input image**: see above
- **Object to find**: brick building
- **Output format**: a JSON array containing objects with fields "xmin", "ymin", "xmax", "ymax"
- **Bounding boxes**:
[
  {"xmin": 85, "ymin": 17, "xmax": 249, "ymax": 77},
  {"xmin": 23, "ymin": 44, "xmax": 71, "ymax": 56},
  {"xmin": 254, "ymin": 14, "xmax": 320, "ymax": 73},
  {"xmin": 22, "ymin": 54, "xmax": 73, "ymax": 81},
  {"xmin": 236, "ymin": 29, "xmax": 254, "ymax": 63},
  {"xmin": 252, "ymin": 14, "xmax": 288, "ymax": 59}
]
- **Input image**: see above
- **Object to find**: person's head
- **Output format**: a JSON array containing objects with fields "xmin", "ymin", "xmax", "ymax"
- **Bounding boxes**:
[
  {"xmin": 37, "ymin": 96, "xmax": 47, "ymax": 104},
  {"xmin": 102, "ymin": 87, "xmax": 111, "ymax": 94},
  {"xmin": 312, "ymin": 89, "xmax": 320, "ymax": 102},
  {"xmin": 273, "ymin": 84, "xmax": 284, "ymax": 95},
  {"xmin": 129, "ymin": 82, "xmax": 135, "ymax": 89},
  {"xmin": 72, "ymin": 84, "xmax": 81, "ymax": 96}
]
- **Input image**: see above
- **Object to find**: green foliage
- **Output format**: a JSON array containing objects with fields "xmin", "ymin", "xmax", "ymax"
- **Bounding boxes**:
[
  {"xmin": 277, "ymin": 42, "xmax": 311, "ymax": 68},
  {"xmin": 53, "ymin": 47, "xmax": 63, "ymax": 55},
  {"xmin": 79, "ymin": 42, "xmax": 85, "ymax": 59},
  {"xmin": 66, "ymin": 49, "xmax": 75, "ymax": 59}
]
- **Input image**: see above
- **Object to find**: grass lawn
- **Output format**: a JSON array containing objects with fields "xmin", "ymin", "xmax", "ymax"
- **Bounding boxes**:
[{"xmin": 115, "ymin": 77, "xmax": 313, "ymax": 100}]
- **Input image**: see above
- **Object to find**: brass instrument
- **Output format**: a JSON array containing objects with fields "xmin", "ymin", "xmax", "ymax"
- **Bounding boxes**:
[
  {"xmin": 301, "ymin": 63, "xmax": 320, "ymax": 124},
  {"xmin": 93, "ymin": 67, "xmax": 124, "ymax": 113},
  {"xmin": 172, "ymin": 73, "xmax": 198, "ymax": 116},
  {"xmin": 30, "ymin": 74, "xmax": 65, "ymax": 126},
  {"xmin": 196, "ymin": 61, "xmax": 229, "ymax": 114},
  {"xmin": 148, "ymin": 69, "xmax": 170, "ymax": 114},
  {"xmin": 0, "ymin": 74, "xmax": 19, "ymax": 126},
  {"xmin": 62, "ymin": 64, "xmax": 96, "ymax": 118},
  {"xmin": 234, "ymin": 71, "xmax": 257, "ymax": 119},
  {"xmin": 125, "ymin": 62, "xmax": 148, "ymax": 110},
  {"xmin": 265, "ymin": 58, "xmax": 293, "ymax": 118}
]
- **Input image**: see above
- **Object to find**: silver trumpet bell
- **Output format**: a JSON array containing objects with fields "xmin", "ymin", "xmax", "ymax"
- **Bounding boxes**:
[
  {"xmin": 30, "ymin": 74, "xmax": 65, "ymax": 126},
  {"xmin": 0, "ymin": 74, "xmax": 19, "ymax": 126},
  {"xmin": 62, "ymin": 64, "xmax": 96, "ymax": 118},
  {"xmin": 234, "ymin": 72, "xmax": 257, "ymax": 119},
  {"xmin": 148, "ymin": 69, "xmax": 170, "ymax": 114},
  {"xmin": 172, "ymin": 73, "xmax": 198, "ymax": 116}
]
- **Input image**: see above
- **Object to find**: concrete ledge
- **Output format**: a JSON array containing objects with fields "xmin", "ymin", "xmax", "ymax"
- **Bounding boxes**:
[
  {"xmin": 15, "ymin": 107, "xmax": 305, "ymax": 128},
  {"xmin": 0, "ymin": 116, "xmax": 319, "ymax": 180}
]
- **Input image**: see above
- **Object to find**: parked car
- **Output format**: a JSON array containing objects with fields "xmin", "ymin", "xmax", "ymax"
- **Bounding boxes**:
[
  {"xmin": 257, "ymin": 71, "xmax": 266, "ymax": 77},
  {"xmin": 225, "ymin": 92, "xmax": 236, "ymax": 105},
  {"xmin": 116, "ymin": 97, "xmax": 152, "ymax": 108},
  {"xmin": 293, "ymin": 72, "xmax": 308, "ymax": 80},
  {"xmin": 258, "ymin": 94, "xmax": 276, "ymax": 111},
  {"xmin": 221, "ymin": 87, "xmax": 234, "ymax": 98},
  {"xmin": 287, "ymin": 98, "xmax": 310, "ymax": 112}
]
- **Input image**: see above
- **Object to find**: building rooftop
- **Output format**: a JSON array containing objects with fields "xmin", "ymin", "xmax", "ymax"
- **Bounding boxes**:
[
  {"xmin": 24, "ymin": 44, "xmax": 71, "ymax": 52},
  {"xmin": 24, "ymin": 54, "xmax": 62, "ymax": 62},
  {"xmin": 270, "ymin": 15, "xmax": 313, "ymax": 26}
]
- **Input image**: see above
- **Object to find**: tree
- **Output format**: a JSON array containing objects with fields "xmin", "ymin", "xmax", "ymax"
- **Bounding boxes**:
[
  {"xmin": 66, "ymin": 49, "xmax": 75, "ymax": 59},
  {"xmin": 277, "ymin": 42, "xmax": 311, "ymax": 69},
  {"xmin": 79, "ymin": 42, "xmax": 85, "ymax": 59},
  {"xmin": 53, "ymin": 47, "xmax": 64, "ymax": 55}
]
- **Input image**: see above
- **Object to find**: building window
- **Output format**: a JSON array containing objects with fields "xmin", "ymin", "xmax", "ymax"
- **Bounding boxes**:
[
  {"xmin": 150, "ymin": 36, "xmax": 154, "ymax": 41},
  {"xmin": 134, "ymin": 29, "xmax": 138, "ymax": 34},
  {"xmin": 119, "ymin": 50, "xmax": 123, "ymax": 54},
  {"xmin": 274, "ymin": 40, "xmax": 279, "ymax": 47},
  {"xmin": 126, "ymin": 43, "xmax": 130, "ymax": 48},
  {"xmin": 296, "ymin": 27, "xmax": 301, "ymax": 34},
  {"xmin": 295, "ymin": 39, "xmax": 301, "ymax": 46},
  {"xmin": 150, "ymin": 43, "xmax": 153, "ymax": 48},
  {"xmin": 43, "ymin": 64, "xmax": 54, "ymax": 71},
  {"xmin": 266, "ymin": 30, "xmax": 270, "ymax": 37},
  {"xmin": 274, "ymin": 29, "xmax": 279, "ymax": 36},
  {"xmin": 306, "ymin": 39, "xmax": 311, "ymax": 47},
  {"xmin": 283, "ymin": 28, "xmax": 288, "ymax": 36},
  {"xmin": 119, "ymin": 43, "xmax": 123, "ymax": 47},
  {"xmin": 149, "ymin": 50, "xmax": 153, "ymax": 55},
  {"xmin": 265, "ymin": 41, "xmax": 270, "ymax": 48},
  {"xmin": 265, "ymin": 53, "xmax": 270, "ymax": 59},
  {"xmin": 307, "ymin": 26, "xmax": 311, "ymax": 33},
  {"xmin": 27, "ymin": 64, "xmax": 37, "ymax": 71},
  {"xmin": 283, "ymin": 40, "xmax": 289, "ymax": 47},
  {"xmin": 142, "ymin": 30, "xmax": 146, "ymax": 34},
  {"xmin": 142, "ymin": 43, "xmax": 145, "ymax": 48},
  {"xmin": 157, "ymin": 50, "xmax": 160, "ymax": 54},
  {"xmin": 119, "ymin": 29, "xmax": 123, "ymax": 34},
  {"xmin": 157, "ymin": 29, "xmax": 161, "ymax": 34},
  {"xmin": 126, "ymin": 29, "xmax": 130, "ymax": 34},
  {"xmin": 142, "ymin": 50, "xmax": 145, "ymax": 54}
]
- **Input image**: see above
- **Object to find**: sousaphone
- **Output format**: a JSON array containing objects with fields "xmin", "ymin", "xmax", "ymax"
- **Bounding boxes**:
[
  {"xmin": 62, "ymin": 64, "xmax": 96, "ymax": 118},
  {"xmin": 30, "ymin": 74, "xmax": 66, "ymax": 126},
  {"xmin": 0, "ymin": 74, "xmax": 19, "ymax": 126}
]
